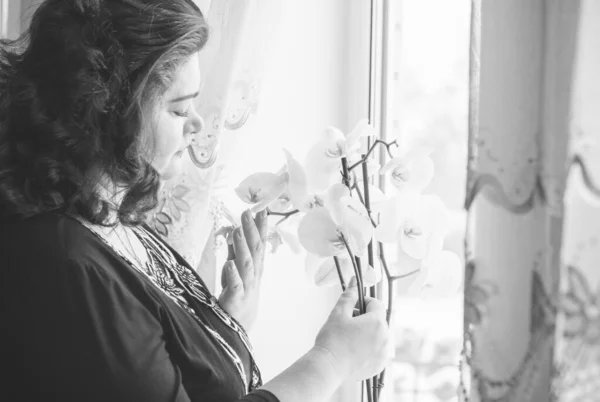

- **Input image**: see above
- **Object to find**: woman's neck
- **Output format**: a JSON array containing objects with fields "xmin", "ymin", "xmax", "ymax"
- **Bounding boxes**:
[{"xmin": 93, "ymin": 175, "xmax": 165, "ymax": 226}]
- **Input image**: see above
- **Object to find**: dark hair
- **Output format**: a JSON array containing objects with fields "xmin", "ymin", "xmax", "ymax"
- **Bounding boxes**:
[{"xmin": 0, "ymin": 0, "xmax": 209, "ymax": 226}]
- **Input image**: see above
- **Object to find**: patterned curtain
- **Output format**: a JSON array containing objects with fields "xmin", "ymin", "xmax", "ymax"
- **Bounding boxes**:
[
  {"xmin": 554, "ymin": 1, "xmax": 600, "ymax": 400},
  {"xmin": 150, "ymin": 0, "xmax": 283, "ymax": 292},
  {"xmin": 461, "ymin": 1, "xmax": 586, "ymax": 401}
]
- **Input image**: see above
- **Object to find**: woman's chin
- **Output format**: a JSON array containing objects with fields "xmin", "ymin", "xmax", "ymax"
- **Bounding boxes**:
[{"xmin": 159, "ymin": 153, "xmax": 185, "ymax": 181}]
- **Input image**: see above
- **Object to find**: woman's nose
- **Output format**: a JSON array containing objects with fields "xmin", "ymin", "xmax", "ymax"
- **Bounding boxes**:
[
  {"xmin": 189, "ymin": 107, "xmax": 204, "ymax": 134},
  {"xmin": 188, "ymin": 111, "xmax": 205, "ymax": 146},
  {"xmin": 193, "ymin": 113, "xmax": 205, "ymax": 134}
]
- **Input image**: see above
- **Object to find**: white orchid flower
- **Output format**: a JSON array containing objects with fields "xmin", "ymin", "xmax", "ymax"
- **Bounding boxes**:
[
  {"xmin": 389, "ymin": 247, "xmax": 461, "ymax": 298},
  {"xmin": 269, "ymin": 213, "xmax": 303, "ymax": 254},
  {"xmin": 297, "ymin": 183, "xmax": 373, "ymax": 258},
  {"xmin": 320, "ymin": 119, "xmax": 376, "ymax": 159},
  {"xmin": 380, "ymin": 145, "xmax": 435, "ymax": 192},
  {"xmin": 375, "ymin": 191, "xmax": 448, "ymax": 255},
  {"xmin": 297, "ymin": 208, "xmax": 348, "ymax": 257},
  {"xmin": 283, "ymin": 149, "xmax": 324, "ymax": 212},
  {"xmin": 268, "ymin": 188, "xmax": 293, "ymax": 213},
  {"xmin": 348, "ymin": 182, "xmax": 389, "ymax": 211},
  {"xmin": 323, "ymin": 183, "xmax": 374, "ymax": 254},
  {"xmin": 263, "ymin": 164, "xmax": 294, "ymax": 213},
  {"xmin": 266, "ymin": 228, "xmax": 284, "ymax": 253},
  {"xmin": 235, "ymin": 171, "xmax": 289, "ymax": 213},
  {"xmin": 372, "ymin": 189, "xmax": 420, "ymax": 243},
  {"xmin": 304, "ymin": 119, "xmax": 376, "ymax": 191}
]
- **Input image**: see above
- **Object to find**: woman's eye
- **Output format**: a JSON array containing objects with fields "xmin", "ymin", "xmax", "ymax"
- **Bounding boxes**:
[{"xmin": 174, "ymin": 110, "xmax": 189, "ymax": 118}]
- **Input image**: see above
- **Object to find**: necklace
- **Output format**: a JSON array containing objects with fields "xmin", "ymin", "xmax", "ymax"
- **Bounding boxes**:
[
  {"xmin": 128, "ymin": 224, "xmax": 263, "ymax": 392},
  {"xmin": 108, "ymin": 224, "xmax": 149, "ymax": 273},
  {"xmin": 64, "ymin": 213, "xmax": 263, "ymax": 392}
]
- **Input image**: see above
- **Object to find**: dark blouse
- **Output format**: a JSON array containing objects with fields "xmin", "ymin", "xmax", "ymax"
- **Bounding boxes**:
[{"xmin": 0, "ymin": 212, "xmax": 280, "ymax": 402}]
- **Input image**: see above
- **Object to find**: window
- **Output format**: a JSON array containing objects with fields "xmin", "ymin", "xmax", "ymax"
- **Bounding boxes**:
[{"xmin": 385, "ymin": 1, "xmax": 470, "ymax": 401}]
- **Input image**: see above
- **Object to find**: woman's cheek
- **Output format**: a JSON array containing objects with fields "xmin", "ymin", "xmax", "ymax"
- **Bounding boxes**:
[{"xmin": 156, "ymin": 118, "xmax": 182, "ymax": 155}]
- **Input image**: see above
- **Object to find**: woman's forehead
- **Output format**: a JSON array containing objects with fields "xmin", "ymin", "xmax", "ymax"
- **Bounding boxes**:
[{"xmin": 166, "ymin": 53, "xmax": 201, "ymax": 97}]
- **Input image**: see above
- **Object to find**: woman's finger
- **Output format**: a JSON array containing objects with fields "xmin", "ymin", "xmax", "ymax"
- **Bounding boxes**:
[
  {"xmin": 253, "ymin": 209, "xmax": 268, "ymax": 277},
  {"xmin": 241, "ymin": 210, "xmax": 263, "ymax": 262},
  {"xmin": 219, "ymin": 261, "xmax": 244, "ymax": 313},
  {"xmin": 232, "ymin": 226, "xmax": 255, "ymax": 288},
  {"xmin": 353, "ymin": 297, "xmax": 387, "ymax": 323},
  {"xmin": 254, "ymin": 209, "xmax": 269, "ymax": 243},
  {"xmin": 221, "ymin": 260, "xmax": 243, "ymax": 294}
]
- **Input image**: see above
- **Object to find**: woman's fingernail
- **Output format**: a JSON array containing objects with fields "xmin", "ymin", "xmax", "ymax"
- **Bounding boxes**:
[
  {"xmin": 244, "ymin": 209, "xmax": 252, "ymax": 220},
  {"xmin": 236, "ymin": 228, "xmax": 244, "ymax": 238}
]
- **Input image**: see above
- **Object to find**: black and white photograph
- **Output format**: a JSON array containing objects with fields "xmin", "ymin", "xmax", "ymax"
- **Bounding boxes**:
[{"xmin": 0, "ymin": 1, "xmax": 597, "ymax": 401}]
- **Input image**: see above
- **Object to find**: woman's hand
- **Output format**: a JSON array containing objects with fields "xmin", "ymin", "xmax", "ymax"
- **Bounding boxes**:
[
  {"xmin": 218, "ymin": 209, "xmax": 268, "ymax": 331},
  {"xmin": 313, "ymin": 278, "xmax": 393, "ymax": 381}
]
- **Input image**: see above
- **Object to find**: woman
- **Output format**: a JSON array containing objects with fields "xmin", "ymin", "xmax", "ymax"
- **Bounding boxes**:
[{"xmin": 0, "ymin": 1, "xmax": 392, "ymax": 401}]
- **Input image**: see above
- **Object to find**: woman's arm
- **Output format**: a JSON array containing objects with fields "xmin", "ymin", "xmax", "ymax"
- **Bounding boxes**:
[
  {"xmin": 259, "ymin": 281, "xmax": 393, "ymax": 402},
  {"xmin": 258, "ymin": 347, "xmax": 346, "ymax": 402}
]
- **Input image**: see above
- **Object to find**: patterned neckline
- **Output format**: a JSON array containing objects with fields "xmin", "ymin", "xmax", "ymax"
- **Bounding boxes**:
[{"xmin": 64, "ymin": 213, "xmax": 262, "ymax": 392}]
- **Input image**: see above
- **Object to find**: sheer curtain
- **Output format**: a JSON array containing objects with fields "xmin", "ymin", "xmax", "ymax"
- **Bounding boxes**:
[
  {"xmin": 555, "ymin": 1, "xmax": 600, "ymax": 400},
  {"xmin": 155, "ymin": 0, "xmax": 284, "ymax": 292},
  {"xmin": 461, "ymin": 1, "xmax": 593, "ymax": 401},
  {"xmin": 160, "ymin": 2, "xmax": 374, "ymax": 400}
]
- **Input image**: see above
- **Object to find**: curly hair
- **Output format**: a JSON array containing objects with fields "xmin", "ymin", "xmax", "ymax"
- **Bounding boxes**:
[{"xmin": 0, "ymin": 0, "xmax": 209, "ymax": 226}]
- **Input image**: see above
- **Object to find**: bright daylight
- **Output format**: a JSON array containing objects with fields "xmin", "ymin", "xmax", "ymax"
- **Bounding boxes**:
[{"xmin": 1, "ymin": 1, "xmax": 598, "ymax": 402}]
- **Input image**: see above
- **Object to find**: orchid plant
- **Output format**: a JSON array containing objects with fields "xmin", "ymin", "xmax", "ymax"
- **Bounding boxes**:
[{"xmin": 229, "ymin": 119, "xmax": 462, "ymax": 401}]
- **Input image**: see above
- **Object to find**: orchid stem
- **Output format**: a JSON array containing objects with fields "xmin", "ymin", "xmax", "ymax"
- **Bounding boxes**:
[
  {"xmin": 267, "ymin": 208, "xmax": 300, "ymax": 226},
  {"xmin": 341, "ymin": 157, "xmax": 351, "ymax": 187},
  {"xmin": 377, "ymin": 242, "xmax": 395, "ymax": 326},
  {"xmin": 390, "ymin": 270, "xmax": 420, "ymax": 281},
  {"xmin": 333, "ymin": 256, "xmax": 347, "ymax": 291},
  {"xmin": 342, "ymin": 155, "xmax": 371, "ymax": 400},
  {"xmin": 376, "ymin": 241, "xmax": 398, "ymax": 400},
  {"xmin": 267, "ymin": 208, "xmax": 299, "ymax": 217},
  {"xmin": 360, "ymin": 159, "xmax": 376, "ymax": 298},
  {"xmin": 351, "ymin": 173, "xmax": 378, "ymax": 228},
  {"xmin": 361, "ymin": 155, "xmax": 379, "ymax": 402},
  {"xmin": 348, "ymin": 139, "xmax": 399, "ymax": 171},
  {"xmin": 366, "ymin": 378, "xmax": 374, "ymax": 402},
  {"xmin": 340, "ymin": 233, "xmax": 366, "ymax": 314},
  {"xmin": 340, "ymin": 158, "xmax": 366, "ymax": 312},
  {"xmin": 347, "ymin": 253, "xmax": 368, "ymax": 402}
]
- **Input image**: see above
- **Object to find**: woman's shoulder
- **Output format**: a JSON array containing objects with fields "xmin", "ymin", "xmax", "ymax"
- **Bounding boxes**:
[
  {"xmin": 0, "ymin": 212, "xmax": 158, "ymax": 309},
  {"xmin": 0, "ymin": 212, "xmax": 106, "ymax": 271}
]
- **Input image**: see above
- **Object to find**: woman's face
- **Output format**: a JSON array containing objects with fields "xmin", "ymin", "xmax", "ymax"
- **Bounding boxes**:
[{"xmin": 147, "ymin": 53, "xmax": 204, "ymax": 181}]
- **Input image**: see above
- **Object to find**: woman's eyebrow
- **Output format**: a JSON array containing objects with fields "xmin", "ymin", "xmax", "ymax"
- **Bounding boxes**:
[{"xmin": 169, "ymin": 92, "xmax": 199, "ymax": 103}]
